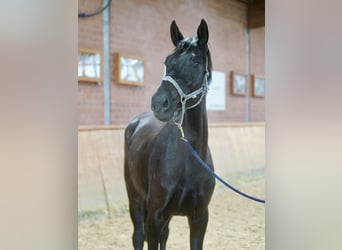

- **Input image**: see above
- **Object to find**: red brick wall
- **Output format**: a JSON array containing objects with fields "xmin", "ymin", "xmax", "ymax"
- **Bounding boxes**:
[
  {"xmin": 78, "ymin": 0, "xmax": 265, "ymax": 125},
  {"xmin": 78, "ymin": 0, "xmax": 105, "ymax": 125}
]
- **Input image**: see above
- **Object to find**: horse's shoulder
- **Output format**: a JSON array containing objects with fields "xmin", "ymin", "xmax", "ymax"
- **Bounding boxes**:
[{"xmin": 125, "ymin": 111, "xmax": 165, "ymax": 142}]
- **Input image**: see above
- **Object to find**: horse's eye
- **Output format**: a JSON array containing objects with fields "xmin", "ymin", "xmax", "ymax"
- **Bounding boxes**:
[
  {"xmin": 191, "ymin": 56, "xmax": 201, "ymax": 67},
  {"xmin": 194, "ymin": 61, "xmax": 201, "ymax": 68}
]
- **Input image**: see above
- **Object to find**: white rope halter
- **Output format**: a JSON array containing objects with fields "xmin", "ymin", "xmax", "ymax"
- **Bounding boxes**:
[{"xmin": 162, "ymin": 58, "xmax": 210, "ymax": 138}]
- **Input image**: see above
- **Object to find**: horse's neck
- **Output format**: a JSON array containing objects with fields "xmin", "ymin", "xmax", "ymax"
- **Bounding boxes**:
[{"xmin": 183, "ymin": 100, "xmax": 208, "ymax": 156}]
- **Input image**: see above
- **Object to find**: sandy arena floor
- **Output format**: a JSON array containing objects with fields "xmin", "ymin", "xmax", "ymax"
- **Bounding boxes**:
[{"xmin": 79, "ymin": 178, "xmax": 265, "ymax": 250}]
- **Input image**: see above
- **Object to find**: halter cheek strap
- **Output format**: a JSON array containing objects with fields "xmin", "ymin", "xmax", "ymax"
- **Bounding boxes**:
[{"xmin": 162, "ymin": 75, "xmax": 207, "ymax": 109}]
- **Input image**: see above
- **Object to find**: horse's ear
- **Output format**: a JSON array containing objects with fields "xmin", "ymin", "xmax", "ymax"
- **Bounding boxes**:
[
  {"xmin": 197, "ymin": 19, "xmax": 209, "ymax": 45},
  {"xmin": 170, "ymin": 20, "xmax": 184, "ymax": 47}
]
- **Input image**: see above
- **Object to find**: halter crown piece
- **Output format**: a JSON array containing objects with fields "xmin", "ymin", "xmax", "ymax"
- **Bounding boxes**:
[{"xmin": 162, "ymin": 57, "xmax": 210, "ymax": 138}]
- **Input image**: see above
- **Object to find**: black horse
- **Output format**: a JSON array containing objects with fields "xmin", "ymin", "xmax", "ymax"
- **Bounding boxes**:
[{"xmin": 124, "ymin": 19, "xmax": 215, "ymax": 250}]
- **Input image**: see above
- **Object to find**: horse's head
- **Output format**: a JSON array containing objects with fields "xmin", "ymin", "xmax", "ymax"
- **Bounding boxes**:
[{"xmin": 151, "ymin": 19, "xmax": 212, "ymax": 122}]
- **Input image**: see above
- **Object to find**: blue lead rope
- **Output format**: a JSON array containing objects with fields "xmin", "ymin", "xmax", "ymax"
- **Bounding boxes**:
[{"xmin": 181, "ymin": 138, "xmax": 266, "ymax": 204}]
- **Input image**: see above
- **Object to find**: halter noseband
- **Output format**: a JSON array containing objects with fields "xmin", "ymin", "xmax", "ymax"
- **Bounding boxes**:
[{"xmin": 162, "ymin": 57, "xmax": 210, "ymax": 138}]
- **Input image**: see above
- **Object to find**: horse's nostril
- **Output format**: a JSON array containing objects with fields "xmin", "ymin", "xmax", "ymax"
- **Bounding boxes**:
[
  {"xmin": 151, "ymin": 94, "xmax": 170, "ymax": 112},
  {"xmin": 162, "ymin": 98, "xmax": 169, "ymax": 108}
]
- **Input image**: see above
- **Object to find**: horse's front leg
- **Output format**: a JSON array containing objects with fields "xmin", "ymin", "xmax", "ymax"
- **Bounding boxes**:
[
  {"xmin": 188, "ymin": 208, "xmax": 209, "ymax": 250},
  {"xmin": 146, "ymin": 206, "xmax": 170, "ymax": 250},
  {"xmin": 128, "ymin": 198, "xmax": 146, "ymax": 250},
  {"xmin": 159, "ymin": 219, "xmax": 170, "ymax": 250},
  {"xmin": 146, "ymin": 183, "xmax": 174, "ymax": 250}
]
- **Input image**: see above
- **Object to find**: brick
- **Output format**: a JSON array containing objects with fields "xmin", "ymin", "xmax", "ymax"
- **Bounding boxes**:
[{"xmin": 78, "ymin": 0, "xmax": 264, "ymax": 125}]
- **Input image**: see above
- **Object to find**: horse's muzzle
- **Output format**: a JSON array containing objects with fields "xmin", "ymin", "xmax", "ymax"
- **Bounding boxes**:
[{"xmin": 151, "ymin": 92, "xmax": 175, "ymax": 122}]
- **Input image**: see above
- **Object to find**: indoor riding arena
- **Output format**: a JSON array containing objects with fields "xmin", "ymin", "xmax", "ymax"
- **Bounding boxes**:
[{"xmin": 78, "ymin": 0, "xmax": 265, "ymax": 249}]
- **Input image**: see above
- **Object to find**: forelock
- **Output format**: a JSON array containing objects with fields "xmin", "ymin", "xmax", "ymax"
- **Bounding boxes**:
[{"xmin": 175, "ymin": 37, "xmax": 198, "ymax": 54}]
